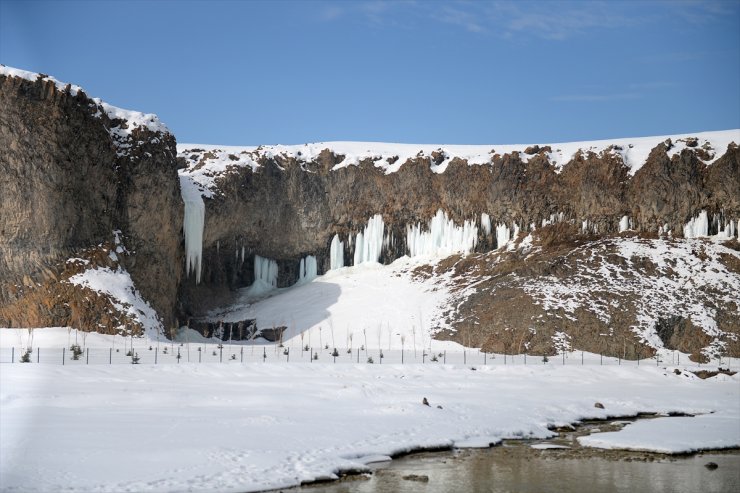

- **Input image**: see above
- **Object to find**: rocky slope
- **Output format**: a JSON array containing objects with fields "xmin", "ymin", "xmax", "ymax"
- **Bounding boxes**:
[
  {"xmin": 0, "ymin": 66, "xmax": 183, "ymax": 332},
  {"xmin": 423, "ymin": 228, "xmax": 740, "ymax": 361}
]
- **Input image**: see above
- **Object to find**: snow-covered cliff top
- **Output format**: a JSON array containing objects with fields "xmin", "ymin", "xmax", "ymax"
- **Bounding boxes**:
[
  {"xmin": 178, "ymin": 129, "xmax": 739, "ymax": 196},
  {"xmin": 0, "ymin": 65, "xmax": 170, "ymax": 136}
]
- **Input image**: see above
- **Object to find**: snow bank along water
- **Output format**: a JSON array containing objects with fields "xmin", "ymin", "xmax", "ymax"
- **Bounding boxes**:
[{"xmin": 1, "ymin": 365, "xmax": 737, "ymax": 493}]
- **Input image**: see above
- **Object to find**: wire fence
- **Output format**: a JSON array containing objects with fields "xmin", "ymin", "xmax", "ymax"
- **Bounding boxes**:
[{"xmin": 0, "ymin": 343, "xmax": 734, "ymax": 369}]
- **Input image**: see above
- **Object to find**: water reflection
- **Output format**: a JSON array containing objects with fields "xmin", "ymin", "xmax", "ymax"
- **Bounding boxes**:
[{"xmin": 293, "ymin": 447, "xmax": 739, "ymax": 493}]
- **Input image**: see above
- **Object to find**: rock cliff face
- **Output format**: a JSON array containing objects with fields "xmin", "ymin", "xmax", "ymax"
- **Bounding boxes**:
[
  {"xmin": 1, "ymin": 65, "xmax": 737, "ymax": 360},
  {"xmin": 177, "ymin": 134, "xmax": 739, "ymax": 316},
  {"xmin": 0, "ymin": 68, "xmax": 183, "ymax": 331}
]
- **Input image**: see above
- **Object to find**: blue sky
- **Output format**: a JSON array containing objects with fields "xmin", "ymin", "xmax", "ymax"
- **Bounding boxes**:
[{"xmin": 1, "ymin": 0, "xmax": 739, "ymax": 145}]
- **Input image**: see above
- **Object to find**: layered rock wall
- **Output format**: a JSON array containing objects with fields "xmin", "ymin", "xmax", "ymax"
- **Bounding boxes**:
[
  {"xmin": 0, "ymin": 72, "xmax": 183, "ymax": 330},
  {"xmin": 179, "ymin": 139, "xmax": 739, "ymax": 315}
]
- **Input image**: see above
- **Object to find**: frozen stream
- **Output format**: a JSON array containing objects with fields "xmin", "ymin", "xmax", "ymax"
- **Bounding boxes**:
[
  {"xmin": 294, "ymin": 420, "xmax": 740, "ymax": 493},
  {"xmin": 293, "ymin": 449, "xmax": 740, "ymax": 493}
]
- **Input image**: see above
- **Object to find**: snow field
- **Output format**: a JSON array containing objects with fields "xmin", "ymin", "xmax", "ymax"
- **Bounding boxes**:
[{"xmin": 1, "ymin": 364, "xmax": 737, "ymax": 493}]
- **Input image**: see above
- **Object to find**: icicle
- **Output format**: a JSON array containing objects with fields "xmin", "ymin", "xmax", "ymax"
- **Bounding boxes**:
[
  {"xmin": 715, "ymin": 216, "xmax": 737, "ymax": 239},
  {"xmin": 406, "ymin": 210, "xmax": 478, "ymax": 258},
  {"xmin": 330, "ymin": 234, "xmax": 345, "ymax": 270},
  {"xmin": 495, "ymin": 223, "xmax": 510, "ymax": 249},
  {"xmin": 353, "ymin": 232, "xmax": 364, "ymax": 265},
  {"xmin": 619, "ymin": 216, "xmax": 630, "ymax": 232},
  {"xmin": 683, "ymin": 210, "xmax": 708, "ymax": 238},
  {"xmin": 481, "ymin": 213, "xmax": 492, "ymax": 235},
  {"xmin": 180, "ymin": 177, "xmax": 205, "ymax": 284},
  {"xmin": 353, "ymin": 214, "xmax": 385, "ymax": 265},
  {"xmin": 298, "ymin": 255, "xmax": 318, "ymax": 283},
  {"xmin": 254, "ymin": 255, "xmax": 278, "ymax": 288}
]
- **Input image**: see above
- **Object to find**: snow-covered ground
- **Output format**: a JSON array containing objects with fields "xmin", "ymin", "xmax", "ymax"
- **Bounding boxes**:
[
  {"xmin": 210, "ymin": 257, "xmax": 461, "ymax": 352},
  {"xmin": 1, "ymin": 364, "xmax": 737, "ymax": 493}
]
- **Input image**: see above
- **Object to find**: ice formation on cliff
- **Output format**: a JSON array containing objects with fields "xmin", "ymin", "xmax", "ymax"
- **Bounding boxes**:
[
  {"xmin": 683, "ymin": 211, "xmax": 709, "ymax": 238},
  {"xmin": 619, "ymin": 216, "xmax": 631, "ymax": 233},
  {"xmin": 330, "ymin": 235, "xmax": 344, "ymax": 270},
  {"xmin": 496, "ymin": 223, "xmax": 511, "ymax": 249},
  {"xmin": 354, "ymin": 215, "xmax": 385, "ymax": 265},
  {"xmin": 683, "ymin": 211, "xmax": 739, "ymax": 239},
  {"xmin": 180, "ymin": 176, "xmax": 205, "ymax": 284},
  {"xmin": 254, "ymin": 255, "xmax": 278, "ymax": 288},
  {"xmin": 480, "ymin": 213, "xmax": 492, "ymax": 235},
  {"xmin": 298, "ymin": 255, "xmax": 317, "ymax": 283},
  {"xmin": 406, "ymin": 210, "xmax": 478, "ymax": 257}
]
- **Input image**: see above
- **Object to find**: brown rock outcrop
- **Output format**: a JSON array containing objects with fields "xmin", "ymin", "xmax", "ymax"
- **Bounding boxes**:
[{"xmin": 0, "ymin": 72, "xmax": 183, "ymax": 330}]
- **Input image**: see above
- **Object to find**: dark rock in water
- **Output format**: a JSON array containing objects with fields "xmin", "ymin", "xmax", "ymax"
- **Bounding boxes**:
[
  {"xmin": 705, "ymin": 462, "xmax": 719, "ymax": 470},
  {"xmin": 402, "ymin": 474, "xmax": 429, "ymax": 482},
  {"xmin": 594, "ymin": 402, "xmax": 605, "ymax": 409}
]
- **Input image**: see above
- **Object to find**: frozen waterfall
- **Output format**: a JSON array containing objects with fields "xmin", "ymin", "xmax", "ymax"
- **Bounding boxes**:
[
  {"xmin": 180, "ymin": 176, "xmax": 205, "ymax": 284},
  {"xmin": 480, "ymin": 213, "xmax": 492, "ymax": 235},
  {"xmin": 298, "ymin": 255, "xmax": 317, "ymax": 283},
  {"xmin": 619, "ymin": 216, "xmax": 631, "ymax": 232},
  {"xmin": 406, "ymin": 209, "xmax": 478, "ymax": 257},
  {"xmin": 684, "ymin": 211, "xmax": 738, "ymax": 239},
  {"xmin": 254, "ymin": 255, "xmax": 278, "ymax": 288},
  {"xmin": 495, "ymin": 223, "xmax": 510, "ymax": 249},
  {"xmin": 330, "ymin": 234, "xmax": 344, "ymax": 270},
  {"xmin": 683, "ymin": 211, "xmax": 709, "ymax": 238},
  {"xmin": 354, "ymin": 214, "xmax": 385, "ymax": 265}
]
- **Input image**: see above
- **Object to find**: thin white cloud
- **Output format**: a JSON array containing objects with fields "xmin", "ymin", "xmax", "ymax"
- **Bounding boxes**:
[
  {"xmin": 628, "ymin": 81, "xmax": 677, "ymax": 90},
  {"xmin": 318, "ymin": 0, "xmax": 738, "ymax": 41},
  {"xmin": 551, "ymin": 93, "xmax": 642, "ymax": 102},
  {"xmin": 319, "ymin": 5, "xmax": 343, "ymax": 22}
]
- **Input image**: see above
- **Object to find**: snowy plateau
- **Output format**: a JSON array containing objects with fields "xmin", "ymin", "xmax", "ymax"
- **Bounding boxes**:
[{"xmin": 1, "ymin": 65, "xmax": 740, "ymax": 493}]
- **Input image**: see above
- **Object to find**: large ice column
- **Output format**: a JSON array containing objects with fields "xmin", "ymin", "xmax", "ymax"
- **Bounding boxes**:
[
  {"xmin": 480, "ymin": 213, "xmax": 492, "ymax": 235},
  {"xmin": 715, "ymin": 217, "xmax": 737, "ymax": 239},
  {"xmin": 354, "ymin": 214, "xmax": 385, "ymax": 265},
  {"xmin": 180, "ymin": 176, "xmax": 205, "ymax": 284},
  {"xmin": 406, "ymin": 209, "xmax": 478, "ymax": 257},
  {"xmin": 254, "ymin": 255, "xmax": 278, "ymax": 288},
  {"xmin": 496, "ymin": 223, "xmax": 510, "ymax": 249},
  {"xmin": 298, "ymin": 255, "xmax": 317, "ymax": 283},
  {"xmin": 683, "ymin": 210, "xmax": 709, "ymax": 238},
  {"xmin": 330, "ymin": 234, "xmax": 345, "ymax": 270},
  {"xmin": 618, "ymin": 216, "xmax": 631, "ymax": 232}
]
